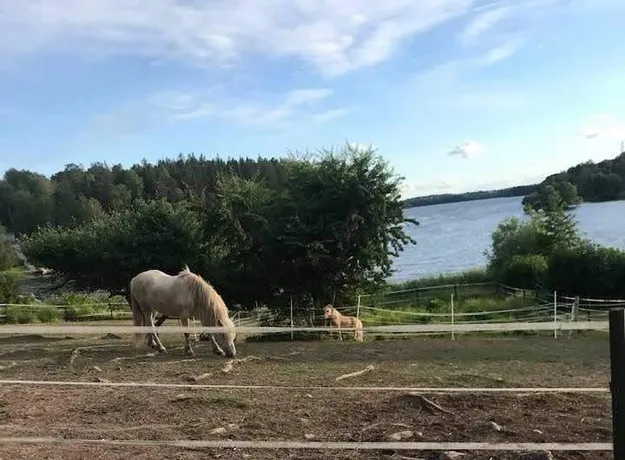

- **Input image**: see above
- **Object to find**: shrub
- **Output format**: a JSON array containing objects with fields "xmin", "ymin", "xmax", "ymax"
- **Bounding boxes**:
[
  {"xmin": 500, "ymin": 254, "xmax": 549, "ymax": 289},
  {"xmin": 0, "ymin": 269, "xmax": 22, "ymax": 303},
  {"xmin": 4, "ymin": 305, "xmax": 36, "ymax": 324},
  {"xmin": 548, "ymin": 243, "xmax": 625, "ymax": 298},
  {"xmin": 35, "ymin": 306, "xmax": 62, "ymax": 323},
  {"xmin": 0, "ymin": 225, "xmax": 19, "ymax": 270}
]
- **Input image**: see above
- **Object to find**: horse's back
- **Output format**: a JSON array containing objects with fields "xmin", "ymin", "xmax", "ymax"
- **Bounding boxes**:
[{"xmin": 130, "ymin": 269, "xmax": 177, "ymax": 299}]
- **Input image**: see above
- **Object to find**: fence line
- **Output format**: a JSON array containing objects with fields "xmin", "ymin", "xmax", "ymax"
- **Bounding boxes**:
[
  {"xmin": 0, "ymin": 379, "xmax": 609, "ymax": 393},
  {"xmin": 358, "ymin": 304, "xmax": 553, "ymax": 318},
  {"xmin": 0, "ymin": 302, "xmax": 128, "ymax": 309},
  {"xmin": 0, "ymin": 437, "xmax": 612, "ymax": 451},
  {"xmin": 0, "ymin": 320, "xmax": 609, "ymax": 335}
]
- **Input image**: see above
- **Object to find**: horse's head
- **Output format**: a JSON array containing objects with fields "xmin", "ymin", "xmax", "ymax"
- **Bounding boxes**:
[
  {"xmin": 324, "ymin": 304, "xmax": 335, "ymax": 318},
  {"xmin": 214, "ymin": 316, "xmax": 236, "ymax": 358}
]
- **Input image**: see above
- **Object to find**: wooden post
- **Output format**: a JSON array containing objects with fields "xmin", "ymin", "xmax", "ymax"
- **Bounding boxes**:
[
  {"xmin": 568, "ymin": 297, "xmax": 580, "ymax": 339},
  {"xmin": 450, "ymin": 293, "xmax": 455, "ymax": 341},
  {"xmin": 609, "ymin": 308, "xmax": 625, "ymax": 460},
  {"xmin": 356, "ymin": 295, "xmax": 361, "ymax": 320},
  {"xmin": 553, "ymin": 291, "xmax": 558, "ymax": 339},
  {"xmin": 290, "ymin": 297, "xmax": 294, "ymax": 341}
]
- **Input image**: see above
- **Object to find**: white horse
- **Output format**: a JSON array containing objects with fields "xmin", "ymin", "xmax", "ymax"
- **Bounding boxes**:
[{"xmin": 129, "ymin": 266, "xmax": 236, "ymax": 358}]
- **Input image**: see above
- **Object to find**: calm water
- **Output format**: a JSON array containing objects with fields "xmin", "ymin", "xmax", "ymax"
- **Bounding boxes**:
[{"xmin": 390, "ymin": 196, "xmax": 625, "ymax": 282}]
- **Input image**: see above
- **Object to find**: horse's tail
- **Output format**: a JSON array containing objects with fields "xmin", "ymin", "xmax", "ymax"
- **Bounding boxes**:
[
  {"xmin": 354, "ymin": 318, "xmax": 364, "ymax": 342},
  {"xmin": 129, "ymin": 288, "xmax": 144, "ymax": 344}
]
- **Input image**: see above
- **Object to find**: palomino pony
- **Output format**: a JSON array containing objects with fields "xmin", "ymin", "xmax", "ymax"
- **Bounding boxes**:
[
  {"xmin": 129, "ymin": 266, "xmax": 236, "ymax": 358},
  {"xmin": 324, "ymin": 304, "xmax": 364, "ymax": 342}
]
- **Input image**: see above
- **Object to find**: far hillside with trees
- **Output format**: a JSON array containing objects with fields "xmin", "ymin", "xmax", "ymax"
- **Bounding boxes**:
[{"xmin": 521, "ymin": 150, "xmax": 625, "ymax": 211}]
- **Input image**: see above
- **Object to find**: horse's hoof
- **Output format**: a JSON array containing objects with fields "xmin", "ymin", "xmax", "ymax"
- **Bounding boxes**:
[
  {"xmin": 185, "ymin": 349, "xmax": 196, "ymax": 357},
  {"xmin": 158, "ymin": 347, "xmax": 168, "ymax": 354}
]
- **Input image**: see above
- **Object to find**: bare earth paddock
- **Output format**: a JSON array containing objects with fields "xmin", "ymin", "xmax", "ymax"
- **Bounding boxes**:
[{"xmin": 0, "ymin": 328, "xmax": 614, "ymax": 460}]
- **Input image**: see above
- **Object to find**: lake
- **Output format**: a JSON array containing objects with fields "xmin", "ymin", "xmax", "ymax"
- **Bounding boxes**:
[{"xmin": 390, "ymin": 196, "xmax": 625, "ymax": 282}]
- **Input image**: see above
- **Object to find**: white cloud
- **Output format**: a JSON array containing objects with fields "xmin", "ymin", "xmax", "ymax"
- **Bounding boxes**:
[
  {"xmin": 459, "ymin": 4, "xmax": 513, "ymax": 46},
  {"xmin": 580, "ymin": 114, "xmax": 625, "ymax": 141},
  {"xmin": 479, "ymin": 36, "xmax": 527, "ymax": 64},
  {"xmin": 0, "ymin": 0, "xmax": 474, "ymax": 77},
  {"xmin": 91, "ymin": 86, "xmax": 346, "ymax": 137},
  {"xmin": 313, "ymin": 108, "xmax": 351, "ymax": 123},
  {"xmin": 401, "ymin": 180, "xmax": 457, "ymax": 199},
  {"xmin": 447, "ymin": 140, "xmax": 485, "ymax": 159}
]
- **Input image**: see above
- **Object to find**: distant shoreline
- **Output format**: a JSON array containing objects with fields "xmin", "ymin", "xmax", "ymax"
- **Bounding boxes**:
[{"xmin": 401, "ymin": 184, "xmax": 538, "ymax": 209}]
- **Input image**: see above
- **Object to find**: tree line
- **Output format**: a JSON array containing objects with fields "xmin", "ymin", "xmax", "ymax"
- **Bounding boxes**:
[
  {"xmin": 403, "ymin": 150, "xmax": 625, "ymax": 212},
  {"xmin": 0, "ymin": 146, "xmax": 417, "ymax": 314},
  {"xmin": 402, "ymin": 184, "xmax": 537, "ymax": 208}
]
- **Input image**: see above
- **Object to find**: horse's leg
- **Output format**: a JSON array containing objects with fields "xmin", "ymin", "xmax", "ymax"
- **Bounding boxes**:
[
  {"xmin": 154, "ymin": 315, "xmax": 168, "ymax": 327},
  {"xmin": 148, "ymin": 312, "xmax": 167, "ymax": 354},
  {"xmin": 147, "ymin": 314, "xmax": 168, "ymax": 349},
  {"xmin": 180, "ymin": 317, "xmax": 195, "ymax": 357},
  {"xmin": 337, "ymin": 321, "xmax": 343, "ymax": 341},
  {"xmin": 209, "ymin": 334, "xmax": 225, "ymax": 356}
]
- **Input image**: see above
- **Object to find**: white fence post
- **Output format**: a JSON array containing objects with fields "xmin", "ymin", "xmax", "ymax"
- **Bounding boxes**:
[
  {"xmin": 568, "ymin": 296, "xmax": 580, "ymax": 339},
  {"xmin": 356, "ymin": 295, "xmax": 361, "ymax": 320},
  {"xmin": 290, "ymin": 297, "xmax": 294, "ymax": 341},
  {"xmin": 450, "ymin": 293, "xmax": 455, "ymax": 340},
  {"xmin": 553, "ymin": 291, "xmax": 558, "ymax": 339}
]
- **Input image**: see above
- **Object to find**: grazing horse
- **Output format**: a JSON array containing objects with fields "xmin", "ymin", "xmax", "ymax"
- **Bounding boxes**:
[
  {"xmin": 129, "ymin": 266, "xmax": 236, "ymax": 358},
  {"xmin": 324, "ymin": 304, "xmax": 364, "ymax": 342}
]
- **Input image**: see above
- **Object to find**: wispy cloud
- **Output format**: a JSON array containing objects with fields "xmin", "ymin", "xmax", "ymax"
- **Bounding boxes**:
[
  {"xmin": 459, "ymin": 4, "xmax": 513, "ymax": 46},
  {"xmin": 447, "ymin": 141, "xmax": 485, "ymax": 159},
  {"xmin": 411, "ymin": 41, "xmax": 531, "ymax": 111},
  {"xmin": 479, "ymin": 36, "xmax": 527, "ymax": 64},
  {"xmin": 400, "ymin": 179, "xmax": 459, "ymax": 199},
  {"xmin": 313, "ymin": 108, "xmax": 351, "ymax": 123},
  {"xmin": 0, "ymin": 0, "xmax": 475, "ymax": 77},
  {"xmin": 580, "ymin": 114, "xmax": 625, "ymax": 141},
  {"xmin": 91, "ymin": 87, "xmax": 347, "ymax": 138}
]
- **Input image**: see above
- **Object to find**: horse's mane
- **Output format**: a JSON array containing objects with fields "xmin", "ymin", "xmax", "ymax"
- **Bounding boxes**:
[{"xmin": 177, "ymin": 266, "xmax": 229, "ymax": 323}]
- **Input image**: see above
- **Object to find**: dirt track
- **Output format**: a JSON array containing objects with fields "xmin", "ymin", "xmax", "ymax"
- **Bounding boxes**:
[{"xmin": 0, "ymin": 331, "xmax": 614, "ymax": 459}]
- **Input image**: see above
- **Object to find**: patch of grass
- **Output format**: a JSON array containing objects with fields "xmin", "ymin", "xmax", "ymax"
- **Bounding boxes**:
[
  {"xmin": 4, "ymin": 304, "xmax": 63, "ymax": 324},
  {"xmin": 34, "ymin": 306, "xmax": 62, "ymax": 323},
  {"xmin": 4, "ymin": 305, "xmax": 37, "ymax": 324},
  {"xmin": 391, "ymin": 268, "xmax": 493, "ymax": 290},
  {"xmin": 207, "ymin": 394, "xmax": 249, "ymax": 409}
]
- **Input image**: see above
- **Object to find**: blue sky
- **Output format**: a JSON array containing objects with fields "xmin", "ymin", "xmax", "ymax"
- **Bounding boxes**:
[{"xmin": 0, "ymin": 0, "xmax": 624, "ymax": 198}]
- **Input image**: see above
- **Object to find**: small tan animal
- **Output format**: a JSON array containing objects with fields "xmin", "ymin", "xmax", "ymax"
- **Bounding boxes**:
[{"xmin": 324, "ymin": 304, "xmax": 364, "ymax": 342}]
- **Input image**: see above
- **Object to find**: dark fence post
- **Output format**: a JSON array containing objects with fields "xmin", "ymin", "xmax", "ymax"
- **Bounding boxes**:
[{"xmin": 609, "ymin": 307, "xmax": 625, "ymax": 460}]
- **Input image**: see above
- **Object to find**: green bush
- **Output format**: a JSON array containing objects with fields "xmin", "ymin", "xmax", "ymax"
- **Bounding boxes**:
[
  {"xmin": 0, "ymin": 270, "xmax": 22, "ymax": 303},
  {"xmin": 0, "ymin": 230, "xmax": 18, "ymax": 270},
  {"xmin": 63, "ymin": 304, "xmax": 95, "ymax": 321},
  {"xmin": 548, "ymin": 243, "xmax": 625, "ymax": 298},
  {"xmin": 500, "ymin": 254, "xmax": 549, "ymax": 289},
  {"xmin": 4, "ymin": 304, "xmax": 63, "ymax": 324},
  {"xmin": 35, "ymin": 306, "xmax": 62, "ymax": 323},
  {"xmin": 4, "ymin": 305, "xmax": 36, "ymax": 324}
]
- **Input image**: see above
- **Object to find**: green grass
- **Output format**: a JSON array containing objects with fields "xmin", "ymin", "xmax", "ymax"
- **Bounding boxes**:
[
  {"xmin": 358, "ymin": 293, "xmax": 550, "ymax": 327},
  {"xmin": 389, "ymin": 267, "xmax": 492, "ymax": 290}
]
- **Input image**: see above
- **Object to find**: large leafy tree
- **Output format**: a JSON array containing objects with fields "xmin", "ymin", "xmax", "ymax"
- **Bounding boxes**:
[
  {"xmin": 19, "ymin": 145, "xmax": 417, "ymax": 312},
  {"xmin": 0, "ymin": 169, "xmax": 54, "ymax": 235}
]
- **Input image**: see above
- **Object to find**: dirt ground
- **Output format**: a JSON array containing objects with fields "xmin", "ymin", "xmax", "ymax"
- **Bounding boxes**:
[{"xmin": 0, "ymin": 330, "xmax": 614, "ymax": 460}]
